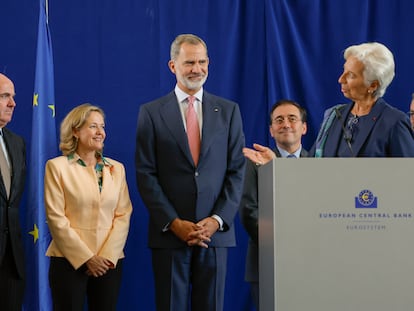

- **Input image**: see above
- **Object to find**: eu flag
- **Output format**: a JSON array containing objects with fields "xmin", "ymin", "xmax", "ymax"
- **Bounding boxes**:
[{"xmin": 23, "ymin": 0, "xmax": 57, "ymax": 310}]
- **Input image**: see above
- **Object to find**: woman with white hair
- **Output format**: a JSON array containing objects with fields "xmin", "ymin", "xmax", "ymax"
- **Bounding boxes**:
[
  {"xmin": 312, "ymin": 41, "xmax": 414, "ymax": 157},
  {"xmin": 243, "ymin": 42, "xmax": 414, "ymax": 165}
]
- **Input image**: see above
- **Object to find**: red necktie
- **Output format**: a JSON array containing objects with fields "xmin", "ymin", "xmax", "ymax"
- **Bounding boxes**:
[{"xmin": 186, "ymin": 96, "xmax": 200, "ymax": 165}]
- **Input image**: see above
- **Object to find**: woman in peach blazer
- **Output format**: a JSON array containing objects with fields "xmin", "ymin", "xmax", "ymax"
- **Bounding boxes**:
[{"xmin": 44, "ymin": 104, "xmax": 132, "ymax": 311}]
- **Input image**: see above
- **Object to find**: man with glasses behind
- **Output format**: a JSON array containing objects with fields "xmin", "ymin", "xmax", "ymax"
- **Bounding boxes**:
[{"xmin": 240, "ymin": 99, "xmax": 308, "ymax": 310}]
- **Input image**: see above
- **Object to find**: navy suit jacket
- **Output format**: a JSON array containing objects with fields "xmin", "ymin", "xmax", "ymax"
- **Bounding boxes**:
[
  {"xmin": 0, "ymin": 128, "xmax": 26, "ymax": 279},
  {"xmin": 240, "ymin": 148, "xmax": 308, "ymax": 282},
  {"xmin": 136, "ymin": 90, "xmax": 245, "ymax": 248},
  {"xmin": 311, "ymin": 98, "xmax": 414, "ymax": 157}
]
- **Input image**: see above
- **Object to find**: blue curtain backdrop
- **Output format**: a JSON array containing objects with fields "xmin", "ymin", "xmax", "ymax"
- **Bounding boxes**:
[{"xmin": 1, "ymin": 1, "xmax": 414, "ymax": 310}]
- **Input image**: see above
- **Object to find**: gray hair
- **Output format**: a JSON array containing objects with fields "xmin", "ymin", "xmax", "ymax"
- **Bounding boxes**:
[
  {"xmin": 170, "ymin": 34, "xmax": 208, "ymax": 61},
  {"xmin": 344, "ymin": 42, "xmax": 395, "ymax": 98}
]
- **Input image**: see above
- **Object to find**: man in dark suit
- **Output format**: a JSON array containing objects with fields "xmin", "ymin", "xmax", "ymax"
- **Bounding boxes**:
[
  {"xmin": 240, "ymin": 100, "xmax": 307, "ymax": 309},
  {"xmin": 0, "ymin": 73, "xmax": 27, "ymax": 311},
  {"xmin": 135, "ymin": 34, "xmax": 245, "ymax": 311}
]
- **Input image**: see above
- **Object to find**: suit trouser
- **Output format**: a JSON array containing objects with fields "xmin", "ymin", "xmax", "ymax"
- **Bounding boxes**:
[
  {"xmin": 152, "ymin": 246, "xmax": 227, "ymax": 311},
  {"xmin": 49, "ymin": 256, "xmax": 123, "ymax": 311},
  {"xmin": 249, "ymin": 281, "xmax": 259, "ymax": 310},
  {"xmin": 0, "ymin": 235, "xmax": 25, "ymax": 311}
]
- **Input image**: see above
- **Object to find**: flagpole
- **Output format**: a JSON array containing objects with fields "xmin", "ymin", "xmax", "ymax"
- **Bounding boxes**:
[{"xmin": 45, "ymin": 0, "xmax": 49, "ymax": 22}]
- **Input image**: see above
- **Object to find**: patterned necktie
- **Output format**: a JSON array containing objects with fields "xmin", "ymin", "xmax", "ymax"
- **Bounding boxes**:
[
  {"xmin": 0, "ymin": 131, "xmax": 11, "ymax": 197},
  {"xmin": 287, "ymin": 154, "xmax": 297, "ymax": 158},
  {"xmin": 186, "ymin": 96, "xmax": 200, "ymax": 165}
]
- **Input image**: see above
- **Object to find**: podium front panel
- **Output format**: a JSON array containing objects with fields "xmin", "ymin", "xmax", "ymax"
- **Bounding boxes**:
[{"xmin": 259, "ymin": 158, "xmax": 414, "ymax": 311}]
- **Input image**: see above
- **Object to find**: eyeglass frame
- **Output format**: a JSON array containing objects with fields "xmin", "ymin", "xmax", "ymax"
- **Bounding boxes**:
[{"xmin": 271, "ymin": 115, "xmax": 302, "ymax": 125}]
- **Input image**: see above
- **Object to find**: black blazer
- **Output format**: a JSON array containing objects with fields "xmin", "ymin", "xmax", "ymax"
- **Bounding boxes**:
[
  {"xmin": 240, "ymin": 147, "xmax": 308, "ymax": 282},
  {"xmin": 0, "ymin": 127, "xmax": 26, "ymax": 279}
]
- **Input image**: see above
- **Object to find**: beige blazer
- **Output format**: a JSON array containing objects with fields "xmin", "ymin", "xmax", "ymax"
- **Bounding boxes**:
[{"xmin": 44, "ymin": 155, "xmax": 132, "ymax": 269}]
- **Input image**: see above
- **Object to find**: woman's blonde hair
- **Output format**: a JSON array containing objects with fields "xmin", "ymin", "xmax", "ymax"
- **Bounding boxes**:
[{"xmin": 59, "ymin": 103, "xmax": 105, "ymax": 156}]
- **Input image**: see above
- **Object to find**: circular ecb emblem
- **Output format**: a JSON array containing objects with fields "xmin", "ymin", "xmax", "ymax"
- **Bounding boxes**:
[{"xmin": 358, "ymin": 189, "xmax": 374, "ymax": 206}]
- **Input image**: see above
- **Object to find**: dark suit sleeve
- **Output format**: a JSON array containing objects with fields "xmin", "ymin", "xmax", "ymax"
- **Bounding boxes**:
[
  {"xmin": 2, "ymin": 131, "xmax": 26, "ymax": 279},
  {"xmin": 239, "ymin": 159, "xmax": 258, "ymax": 243},
  {"xmin": 135, "ymin": 104, "xmax": 179, "ymax": 230},
  {"xmin": 210, "ymin": 103, "xmax": 246, "ymax": 231}
]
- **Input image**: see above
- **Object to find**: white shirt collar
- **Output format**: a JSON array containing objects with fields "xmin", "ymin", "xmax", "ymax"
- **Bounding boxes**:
[
  {"xmin": 277, "ymin": 145, "xmax": 302, "ymax": 158},
  {"xmin": 174, "ymin": 85, "xmax": 203, "ymax": 103}
]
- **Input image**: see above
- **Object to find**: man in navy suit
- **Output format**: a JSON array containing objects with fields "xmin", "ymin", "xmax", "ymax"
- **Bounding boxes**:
[
  {"xmin": 240, "ymin": 100, "xmax": 308, "ymax": 309},
  {"xmin": 0, "ymin": 73, "xmax": 27, "ymax": 311},
  {"xmin": 135, "ymin": 34, "xmax": 245, "ymax": 311}
]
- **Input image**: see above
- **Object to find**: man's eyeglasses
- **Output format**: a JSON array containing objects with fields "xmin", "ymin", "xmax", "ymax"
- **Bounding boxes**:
[
  {"xmin": 407, "ymin": 111, "xmax": 414, "ymax": 117},
  {"xmin": 272, "ymin": 115, "xmax": 300, "ymax": 125}
]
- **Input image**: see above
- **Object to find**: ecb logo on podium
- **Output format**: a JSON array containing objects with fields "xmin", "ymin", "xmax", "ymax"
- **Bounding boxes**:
[{"xmin": 355, "ymin": 189, "xmax": 377, "ymax": 208}]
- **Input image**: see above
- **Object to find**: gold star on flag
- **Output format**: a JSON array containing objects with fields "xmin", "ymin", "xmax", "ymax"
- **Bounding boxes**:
[
  {"xmin": 48, "ymin": 104, "xmax": 55, "ymax": 117},
  {"xmin": 33, "ymin": 93, "xmax": 39, "ymax": 106},
  {"xmin": 29, "ymin": 223, "xmax": 39, "ymax": 243}
]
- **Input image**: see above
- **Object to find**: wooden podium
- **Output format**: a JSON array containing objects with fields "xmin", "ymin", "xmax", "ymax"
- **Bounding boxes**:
[{"xmin": 258, "ymin": 158, "xmax": 414, "ymax": 311}]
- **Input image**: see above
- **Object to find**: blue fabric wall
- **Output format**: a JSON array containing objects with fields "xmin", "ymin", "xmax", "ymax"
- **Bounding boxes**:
[{"xmin": 1, "ymin": 1, "xmax": 414, "ymax": 310}]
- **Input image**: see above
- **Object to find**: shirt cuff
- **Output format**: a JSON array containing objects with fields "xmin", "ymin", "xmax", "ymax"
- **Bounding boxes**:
[{"xmin": 211, "ymin": 214, "xmax": 224, "ymax": 231}]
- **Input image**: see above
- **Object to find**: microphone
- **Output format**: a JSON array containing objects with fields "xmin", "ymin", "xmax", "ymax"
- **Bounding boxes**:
[{"xmin": 334, "ymin": 106, "xmax": 355, "ymax": 157}]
